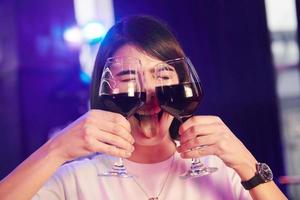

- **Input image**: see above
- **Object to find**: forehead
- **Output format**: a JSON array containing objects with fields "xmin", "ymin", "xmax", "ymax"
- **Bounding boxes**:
[{"xmin": 112, "ymin": 44, "xmax": 163, "ymax": 70}]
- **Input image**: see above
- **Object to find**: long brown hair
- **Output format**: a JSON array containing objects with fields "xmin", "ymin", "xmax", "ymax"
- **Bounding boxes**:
[{"xmin": 90, "ymin": 15, "xmax": 185, "ymax": 140}]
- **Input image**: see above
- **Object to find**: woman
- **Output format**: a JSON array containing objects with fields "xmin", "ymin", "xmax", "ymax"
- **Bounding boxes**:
[{"xmin": 0, "ymin": 15, "xmax": 287, "ymax": 200}]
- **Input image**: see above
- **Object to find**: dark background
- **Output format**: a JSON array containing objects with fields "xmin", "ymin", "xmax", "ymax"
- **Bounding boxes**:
[{"xmin": 0, "ymin": 0, "xmax": 289, "ymax": 195}]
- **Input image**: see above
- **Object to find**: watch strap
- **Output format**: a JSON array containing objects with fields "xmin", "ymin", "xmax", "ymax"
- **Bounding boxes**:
[{"xmin": 241, "ymin": 173, "xmax": 265, "ymax": 190}]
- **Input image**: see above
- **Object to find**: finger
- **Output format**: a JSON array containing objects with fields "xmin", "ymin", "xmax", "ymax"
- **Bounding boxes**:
[
  {"xmin": 81, "ymin": 125, "xmax": 134, "ymax": 152},
  {"xmin": 89, "ymin": 109, "xmax": 132, "ymax": 133},
  {"xmin": 87, "ymin": 111, "xmax": 134, "ymax": 144},
  {"xmin": 177, "ymin": 134, "xmax": 217, "ymax": 153},
  {"xmin": 81, "ymin": 126, "xmax": 133, "ymax": 158},
  {"xmin": 180, "ymin": 145, "xmax": 216, "ymax": 159},
  {"xmin": 179, "ymin": 123, "xmax": 221, "ymax": 143},
  {"xmin": 179, "ymin": 115, "xmax": 222, "ymax": 135},
  {"xmin": 95, "ymin": 129, "xmax": 135, "ymax": 152},
  {"xmin": 87, "ymin": 141, "xmax": 132, "ymax": 158},
  {"xmin": 96, "ymin": 120, "xmax": 134, "ymax": 144}
]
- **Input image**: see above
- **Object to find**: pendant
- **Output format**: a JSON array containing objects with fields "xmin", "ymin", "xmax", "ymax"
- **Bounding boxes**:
[{"xmin": 149, "ymin": 198, "xmax": 158, "ymax": 200}]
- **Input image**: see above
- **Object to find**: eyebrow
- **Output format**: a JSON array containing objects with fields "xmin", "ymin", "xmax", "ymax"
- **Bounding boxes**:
[
  {"xmin": 116, "ymin": 70, "xmax": 137, "ymax": 76},
  {"xmin": 154, "ymin": 65, "xmax": 175, "ymax": 73}
]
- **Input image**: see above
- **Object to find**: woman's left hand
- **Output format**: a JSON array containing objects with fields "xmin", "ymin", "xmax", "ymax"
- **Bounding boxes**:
[{"xmin": 176, "ymin": 115, "xmax": 257, "ymax": 179}]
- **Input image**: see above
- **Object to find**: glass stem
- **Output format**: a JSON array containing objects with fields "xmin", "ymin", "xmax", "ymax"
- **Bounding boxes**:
[
  {"xmin": 191, "ymin": 157, "xmax": 204, "ymax": 171},
  {"xmin": 117, "ymin": 157, "xmax": 124, "ymax": 167},
  {"xmin": 179, "ymin": 115, "xmax": 192, "ymax": 123},
  {"xmin": 191, "ymin": 158, "xmax": 201, "ymax": 164}
]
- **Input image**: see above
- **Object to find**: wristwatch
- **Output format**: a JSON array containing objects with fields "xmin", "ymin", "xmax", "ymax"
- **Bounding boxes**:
[{"xmin": 241, "ymin": 162, "xmax": 273, "ymax": 190}]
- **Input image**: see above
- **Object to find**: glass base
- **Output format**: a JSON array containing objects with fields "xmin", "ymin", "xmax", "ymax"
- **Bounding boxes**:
[
  {"xmin": 98, "ymin": 163, "xmax": 133, "ymax": 178},
  {"xmin": 180, "ymin": 160, "xmax": 217, "ymax": 179},
  {"xmin": 180, "ymin": 166, "xmax": 218, "ymax": 179}
]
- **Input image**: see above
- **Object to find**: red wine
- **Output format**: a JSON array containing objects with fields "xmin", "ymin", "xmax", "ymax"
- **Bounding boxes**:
[
  {"xmin": 92, "ymin": 92, "xmax": 146, "ymax": 117},
  {"xmin": 155, "ymin": 82, "xmax": 203, "ymax": 120}
]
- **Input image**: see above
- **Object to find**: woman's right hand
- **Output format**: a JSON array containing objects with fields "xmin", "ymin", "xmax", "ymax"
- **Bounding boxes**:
[
  {"xmin": 0, "ymin": 109, "xmax": 134, "ymax": 200},
  {"xmin": 46, "ymin": 109, "xmax": 135, "ymax": 163}
]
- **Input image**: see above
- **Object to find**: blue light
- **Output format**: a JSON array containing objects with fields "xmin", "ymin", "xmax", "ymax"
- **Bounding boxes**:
[
  {"xmin": 82, "ymin": 22, "xmax": 105, "ymax": 43},
  {"xmin": 80, "ymin": 71, "xmax": 91, "ymax": 84}
]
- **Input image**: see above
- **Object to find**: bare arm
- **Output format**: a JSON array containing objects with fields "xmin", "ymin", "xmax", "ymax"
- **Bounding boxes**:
[
  {"xmin": 234, "ymin": 160, "xmax": 287, "ymax": 200},
  {"xmin": 234, "ymin": 154, "xmax": 287, "ymax": 200},
  {"xmin": 177, "ymin": 115, "xmax": 288, "ymax": 200},
  {"xmin": 0, "ymin": 141, "xmax": 65, "ymax": 200},
  {"xmin": 0, "ymin": 110, "xmax": 134, "ymax": 200}
]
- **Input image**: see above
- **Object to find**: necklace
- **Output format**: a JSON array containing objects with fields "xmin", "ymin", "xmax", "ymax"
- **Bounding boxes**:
[{"xmin": 132, "ymin": 155, "xmax": 175, "ymax": 200}]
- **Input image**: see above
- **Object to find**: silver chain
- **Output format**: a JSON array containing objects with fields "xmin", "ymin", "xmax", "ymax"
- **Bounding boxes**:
[{"xmin": 132, "ymin": 155, "xmax": 175, "ymax": 200}]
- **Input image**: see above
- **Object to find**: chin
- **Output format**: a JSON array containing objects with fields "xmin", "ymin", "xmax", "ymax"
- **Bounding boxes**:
[{"xmin": 133, "ymin": 132, "xmax": 170, "ymax": 146}]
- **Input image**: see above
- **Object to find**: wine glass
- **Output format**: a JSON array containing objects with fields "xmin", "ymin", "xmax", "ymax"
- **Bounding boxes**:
[
  {"xmin": 95, "ymin": 56, "xmax": 145, "ymax": 177},
  {"xmin": 154, "ymin": 57, "xmax": 217, "ymax": 179}
]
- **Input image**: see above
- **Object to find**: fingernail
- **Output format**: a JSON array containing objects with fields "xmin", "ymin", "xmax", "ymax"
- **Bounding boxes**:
[
  {"xmin": 125, "ymin": 151, "xmax": 132, "ymax": 157},
  {"xmin": 130, "ymin": 145, "xmax": 135, "ymax": 152},
  {"xmin": 129, "ymin": 137, "xmax": 134, "ymax": 144}
]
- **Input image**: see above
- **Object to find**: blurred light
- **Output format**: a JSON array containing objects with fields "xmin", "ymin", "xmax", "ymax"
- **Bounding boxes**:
[
  {"xmin": 82, "ymin": 22, "xmax": 105, "ymax": 43},
  {"xmin": 72, "ymin": 0, "xmax": 115, "ymax": 84},
  {"xmin": 63, "ymin": 26, "xmax": 83, "ymax": 45},
  {"xmin": 79, "ymin": 44, "xmax": 99, "ymax": 79},
  {"xmin": 265, "ymin": 0, "xmax": 297, "ymax": 32},
  {"xmin": 80, "ymin": 71, "xmax": 91, "ymax": 84},
  {"xmin": 74, "ymin": 0, "xmax": 114, "ymax": 29}
]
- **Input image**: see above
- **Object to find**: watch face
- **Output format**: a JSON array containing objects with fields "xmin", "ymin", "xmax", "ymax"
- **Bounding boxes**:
[{"xmin": 258, "ymin": 163, "xmax": 273, "ymax": 182}]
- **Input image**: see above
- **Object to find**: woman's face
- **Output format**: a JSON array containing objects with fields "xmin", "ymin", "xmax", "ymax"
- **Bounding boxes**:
[{"xmin": 112, "ymin": 44, "xmax": 179, "ymax": 146}]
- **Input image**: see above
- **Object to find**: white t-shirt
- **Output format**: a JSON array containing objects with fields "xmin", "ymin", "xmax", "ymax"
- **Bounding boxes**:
[{"xmin": 33, "ymin": 153, "xmax": 251, "ymax": 200}]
